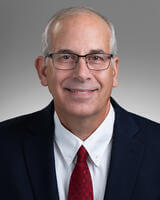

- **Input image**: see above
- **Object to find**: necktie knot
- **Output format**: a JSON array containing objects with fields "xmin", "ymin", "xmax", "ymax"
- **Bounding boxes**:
[{"xmin": 77, "ymin": 145, "xmax": 88, "ymax": 162}]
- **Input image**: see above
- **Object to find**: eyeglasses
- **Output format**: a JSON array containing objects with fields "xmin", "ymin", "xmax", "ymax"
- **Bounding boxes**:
[{"xmin": 46, "ymin": 52, "xmax": 113, "ymax": 71}]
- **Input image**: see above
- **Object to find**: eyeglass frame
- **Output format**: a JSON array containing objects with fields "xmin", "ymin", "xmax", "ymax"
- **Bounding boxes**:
[{"xmin": 45, "ymin": 52, "xmax": 113, "ymax": 71}]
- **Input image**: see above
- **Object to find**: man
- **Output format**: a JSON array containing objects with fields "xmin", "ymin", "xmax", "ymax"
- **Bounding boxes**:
[{"xmin": 0, "ymin": 6, "xmax": 160, "ymax": 200}]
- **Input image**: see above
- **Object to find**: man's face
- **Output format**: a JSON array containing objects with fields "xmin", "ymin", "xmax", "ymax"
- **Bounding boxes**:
[{"xmin": 36, "ymin": 13, "xmax": 119, "ymax": 120}]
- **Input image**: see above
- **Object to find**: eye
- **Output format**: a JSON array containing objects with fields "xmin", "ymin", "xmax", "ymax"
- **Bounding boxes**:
[
  {"xmin": 89, "ymin": 54, "xmax": 104, "ymax": 62},
  {"xmin": 56, "ymin": 54, "xmax": 74, "ymax": 63},
  {"xmin": 91, "ymin": 56, "xmax": 99, "ymax": 60},
  {"xmin": 62, "ymin": 54, "xmax": 72, "ymax": 60}
]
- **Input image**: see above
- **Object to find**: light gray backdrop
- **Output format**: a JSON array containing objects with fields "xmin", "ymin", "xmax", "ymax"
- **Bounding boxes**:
[{"xmin": 0, "ymin": 0, "xmax": 159, "ymax": 122}]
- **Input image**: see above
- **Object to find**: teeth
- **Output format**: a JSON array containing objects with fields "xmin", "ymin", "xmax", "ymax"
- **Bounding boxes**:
[
  {"xmin": 71, "ymin": 90, "xmax": 89, "ymax": 93},
  {"xmin": 66, "ymin": 88, "xmax": 97, "ymax": 93}
]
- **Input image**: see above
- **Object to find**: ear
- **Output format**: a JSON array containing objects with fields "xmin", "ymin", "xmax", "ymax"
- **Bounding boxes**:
[
  {"xmin": 35, "ymin": 56, "xmax": 48, "ymax": 86},
  {"xmin": 112, "ymin": 56, "xmax": 119, "ymax": 88}
]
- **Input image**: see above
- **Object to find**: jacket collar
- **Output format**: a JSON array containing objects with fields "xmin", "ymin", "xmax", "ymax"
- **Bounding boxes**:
[{"xmin": 26, "ymin": 101, "xmax": 55, "ymax": 136}]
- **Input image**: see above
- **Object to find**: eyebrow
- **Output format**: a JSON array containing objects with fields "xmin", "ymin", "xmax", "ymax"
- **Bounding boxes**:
[
  {"xmin": 55, "ymin": 49, "xmax": 76, "ymax": 54},
  {"xmin": 55, "ymin": 49, "xmax": 107, "ymax": 54},
  {"xmin": 89, "ymin": 49, "xmax": 106, "ymax": 54}
]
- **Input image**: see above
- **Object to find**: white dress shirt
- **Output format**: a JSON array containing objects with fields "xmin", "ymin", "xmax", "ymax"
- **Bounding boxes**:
[{"xmin": 54, "ymin": 104, "xmax": 115, "ymax": 200}]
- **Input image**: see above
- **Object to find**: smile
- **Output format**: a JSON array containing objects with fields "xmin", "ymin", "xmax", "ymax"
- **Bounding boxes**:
[
  {"xmin": 65, "ymin": 88, "xmax": 98, "ymax": 97},
  {"xmin": 66, "ymin": 89, "xmax": 97, "ymax": 93}
]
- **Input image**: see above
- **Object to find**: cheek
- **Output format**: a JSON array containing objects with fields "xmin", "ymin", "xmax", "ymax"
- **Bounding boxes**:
[
  {"xmin": 94, "ymin": 69, "xmax": 114, "ymax": 92},
  {"xmin": 46, "ymin": 69, "xmax": 70, "ymax": 96}
]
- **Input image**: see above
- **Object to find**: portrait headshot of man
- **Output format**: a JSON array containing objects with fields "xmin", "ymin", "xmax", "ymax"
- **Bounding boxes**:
[{"xmin": 0, "ymin": 3, "xmax": 160, "ymax": 200}]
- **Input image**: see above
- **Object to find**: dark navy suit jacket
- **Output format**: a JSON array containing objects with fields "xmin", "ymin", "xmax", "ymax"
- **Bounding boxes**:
[{"xmin": 0, "ymin": 98, "xmax": 160, "ymax": 200}]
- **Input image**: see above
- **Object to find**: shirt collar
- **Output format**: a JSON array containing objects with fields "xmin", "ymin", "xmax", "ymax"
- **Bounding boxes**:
[{"xmin": 54, "ymin": 104, "xmax": 115, "ymax": 167}]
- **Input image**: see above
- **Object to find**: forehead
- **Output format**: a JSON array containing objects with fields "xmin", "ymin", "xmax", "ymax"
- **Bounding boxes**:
[{"xmin": 49, "ymin": 12, "xmax": 111, "ymax": 53}]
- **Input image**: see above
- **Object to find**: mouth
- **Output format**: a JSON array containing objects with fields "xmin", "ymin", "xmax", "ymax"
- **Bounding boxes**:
[
  {"xmin": 65, "ymin": 88, "xmax": 97, "ymax": 93},
  {"xmin": 64, "ymin": 88, "xmax": 98, "ymax": 97}
]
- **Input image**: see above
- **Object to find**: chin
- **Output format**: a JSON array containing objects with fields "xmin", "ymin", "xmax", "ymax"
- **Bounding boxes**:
[{"xmin": 65, "ymin": 104, "xmax": 101, "ymax": 118}]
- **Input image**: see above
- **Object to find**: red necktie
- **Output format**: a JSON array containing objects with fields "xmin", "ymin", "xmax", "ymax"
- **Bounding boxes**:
[{"xmin": 68, "ymin": 145, "xmax": 93, "ymax": 200}]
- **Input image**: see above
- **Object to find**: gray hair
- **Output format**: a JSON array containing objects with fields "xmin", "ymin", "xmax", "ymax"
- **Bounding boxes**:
[{"xmin": 41, "ymin": 6, "xmax": 118, "ymax": 57}]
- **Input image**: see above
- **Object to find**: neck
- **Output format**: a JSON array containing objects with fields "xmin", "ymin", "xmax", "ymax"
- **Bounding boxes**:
[{"xmin": 55, "ymin": 101, "xmax": 110, "ymax": 141}]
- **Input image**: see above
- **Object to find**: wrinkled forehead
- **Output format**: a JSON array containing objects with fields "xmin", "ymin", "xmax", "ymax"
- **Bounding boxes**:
[
  {"xmin": 49, "ymin": 13, "xmax": 111, "ymax": 54},
  {"xmin": 48, "ymin": 13, "xmax": 111, "ymax": 52}
]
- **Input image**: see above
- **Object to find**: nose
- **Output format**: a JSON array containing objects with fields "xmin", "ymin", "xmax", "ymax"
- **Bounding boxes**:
[{"xmin": 72, "ymin": 57, "xmax": 92, "ymax": 82}]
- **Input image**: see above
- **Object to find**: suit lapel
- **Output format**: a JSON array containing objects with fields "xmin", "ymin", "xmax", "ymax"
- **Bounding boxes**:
[
  {"xmin": 23, "ymin": 102, "xmax": 59, "ymax": 200},
  {"xmin": 104, "ymin": 98, "xmax": 145, "ymax": 200}
]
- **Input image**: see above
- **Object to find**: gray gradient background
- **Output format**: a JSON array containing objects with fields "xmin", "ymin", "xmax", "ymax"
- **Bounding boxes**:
[{"xmin": 0, "ymin": 0, "xmax": 159, "ymax": 123}]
